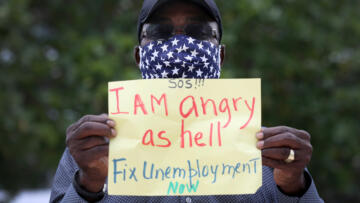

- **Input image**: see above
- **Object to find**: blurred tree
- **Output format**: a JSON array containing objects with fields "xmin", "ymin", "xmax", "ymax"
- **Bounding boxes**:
[{"xmin": 0, "ymin": 0, "xmax": 359, "ymax": 202}]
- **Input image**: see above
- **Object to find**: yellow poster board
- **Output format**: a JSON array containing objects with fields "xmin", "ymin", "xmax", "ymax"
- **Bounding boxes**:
[{"xmin": 108, "ymin": 79, "xmax": 262, "ymax": 196}]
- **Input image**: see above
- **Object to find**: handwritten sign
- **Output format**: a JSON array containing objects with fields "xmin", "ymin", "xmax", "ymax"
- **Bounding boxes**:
[{"xmin": 108, "ymin": 79, "xmax": 262, "ymax": 196}]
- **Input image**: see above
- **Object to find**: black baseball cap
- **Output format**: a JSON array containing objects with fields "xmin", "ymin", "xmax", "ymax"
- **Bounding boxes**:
[{"xmin": 137, "ymin": 0, "xmax": 223, "ymax": 43}]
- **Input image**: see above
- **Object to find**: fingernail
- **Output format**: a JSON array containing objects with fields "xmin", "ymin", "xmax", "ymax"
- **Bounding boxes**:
[
  {"xmin": 256, "ymin": 141, "xmax": 264, "ymax": 149},
  {"xmin": 111, "ymin": 128, "xmax": 117, "ymax": 137},
  {"xmin": 256, "ymin": 132, "xmax": 264, "ymax": 139},
  {"xmin": 107, "ymin": 120, "xmax": 115, "ymax": 127}
]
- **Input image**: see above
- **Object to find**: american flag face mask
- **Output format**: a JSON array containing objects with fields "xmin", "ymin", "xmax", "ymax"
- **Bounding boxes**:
[{"xmin": 139, "ymin": 35, "xmax": 221, "ymax": 79}]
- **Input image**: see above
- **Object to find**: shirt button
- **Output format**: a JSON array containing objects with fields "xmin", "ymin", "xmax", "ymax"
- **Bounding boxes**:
[{"xmin": 186, "ymin": 197, "xmax": 192, "ymax": 203}]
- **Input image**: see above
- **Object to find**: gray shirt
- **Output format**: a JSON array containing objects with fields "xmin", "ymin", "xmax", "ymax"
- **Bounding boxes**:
[{"xmin": 50, "ymin": 148, "xmax": 323, "ymax": 202}]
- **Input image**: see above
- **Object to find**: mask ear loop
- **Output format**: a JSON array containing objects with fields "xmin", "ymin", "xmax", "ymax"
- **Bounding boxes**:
[
  {"xmin": 140, "ymin": 45, "xmax": 159, "ymax": 79},
  {"xmin": 138, "ymin": 46, "xmax": 147, "ymax": 79},
  {"xmin": 217, "ymin": 46, "xmax": 222, "ymax": 78}
]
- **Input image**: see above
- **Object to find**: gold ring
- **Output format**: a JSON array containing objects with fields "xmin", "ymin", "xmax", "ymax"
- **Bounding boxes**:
[{"xmin": 285, "ymin": 149, "xmax": 295, "ymax": 163}]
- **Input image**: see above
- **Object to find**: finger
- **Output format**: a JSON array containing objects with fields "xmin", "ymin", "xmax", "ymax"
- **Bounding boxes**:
[
  {"xmin": 72, "ymin": 122, "xmax": 116, "ymax": 139},
  {"xmin": 256, "ymin": 131, "xmax": 264, "ymax": 140},
  {"xmin": 259, "ymin": 132, "xmax": 306, "ymax": 149},
  {"xmin": 66, "ymin": 123, "xmax": 77, "ymax": 135},
  {"xmin": 255, "ymin": 127, "xmax": 267, "ymax": 140},
  {"xmin": 78, "ymin": 136, "xmax": 110, "ymax": 151},
  {"xmin": 84, "ymin": 145, "xmax": 109, "ymax": 161},
  {"xmin": 75, "ymin": 145, "xmax": 109, "ymax": 170},
  {"xmin": 262, "ymin": 156, "xmax": 287, "ymax": 170},
  {"xmin": 262, "ymin": 148, "xmax": 294, "ymax": 161},
  {"xmin": 262, "ymin": 126, "xmax": 310, "ymax": 140},
  {"xmin": 68, "ymin": 114, "xmax": 109, "ymax": 134},
  {"xmin": 297, "ymin": 129, "xmax": 311, "ymax": 141},
  {"xmin": 262, "ymin": 156, "xmax": 306, "ymax": 172},
  {"xmin": 106, "ymin": 119, "xmax": 116, "ymax": 128}
]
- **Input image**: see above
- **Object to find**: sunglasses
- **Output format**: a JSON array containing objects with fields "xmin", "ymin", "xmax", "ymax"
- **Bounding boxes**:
[{"xmin": 142, "ymin": 23, "xmax": 218, "ymax": 41}]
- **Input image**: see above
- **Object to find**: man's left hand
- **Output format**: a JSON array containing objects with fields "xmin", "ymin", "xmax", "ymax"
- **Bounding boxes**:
[{"xmin": 256, "ymin": 126, "xmax": 312, "ymax": 195}]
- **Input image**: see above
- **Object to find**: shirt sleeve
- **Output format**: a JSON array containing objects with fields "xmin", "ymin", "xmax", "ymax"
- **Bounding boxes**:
[
  {"xmin": 50, "ymin": 148, "xmax": 89, "ymax": 203},
  {"xmin": 276, "ymin": 170, "xmax": 324, "ymax": 203}
]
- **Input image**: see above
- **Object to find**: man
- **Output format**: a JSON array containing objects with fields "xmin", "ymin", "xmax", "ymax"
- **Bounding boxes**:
[{"xmin": 50, "ymin": 0, "xmax": 323, "ymax": 202}]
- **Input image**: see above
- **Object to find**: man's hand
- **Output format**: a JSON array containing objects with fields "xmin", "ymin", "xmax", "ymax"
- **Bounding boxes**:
[
  {"xmin": 256, "ymin": 126, "xmax": 312, "ymax": 195},
  {"xmin": 66, "ymin": 114, "xmax": 116, "ymax": 193}
]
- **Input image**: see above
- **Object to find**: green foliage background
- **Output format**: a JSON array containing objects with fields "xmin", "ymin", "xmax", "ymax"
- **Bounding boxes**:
[{"xmin": 0, "ymin": 0, "xmax": 359, "ymax": 202}]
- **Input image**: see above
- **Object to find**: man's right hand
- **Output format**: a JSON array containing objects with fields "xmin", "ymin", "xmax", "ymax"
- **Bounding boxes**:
[{"xmin": 66, "ymin": 114, "xmax": 116, "ymax": 193}]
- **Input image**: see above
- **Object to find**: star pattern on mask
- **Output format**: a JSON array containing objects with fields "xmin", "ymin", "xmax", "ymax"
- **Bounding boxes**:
[{"xmin": 140, "ymin": 35, "xmax": 221, "ymax": 79}]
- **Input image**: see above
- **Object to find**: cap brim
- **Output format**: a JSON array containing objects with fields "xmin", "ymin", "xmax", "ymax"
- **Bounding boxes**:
[{"xmin": 142, "ymin": 0, "xmax": 217, "ymax": 24}]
